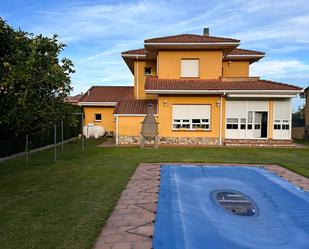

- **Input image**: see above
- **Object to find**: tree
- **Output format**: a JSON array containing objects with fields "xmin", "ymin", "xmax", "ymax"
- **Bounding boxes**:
[
  {"xmin": 0, "ymin": 18, "xmax": 75, "ymax": 136},
  {"xmin": 292, "ymin": 104, "xmax": 305, "ymax": 127}
]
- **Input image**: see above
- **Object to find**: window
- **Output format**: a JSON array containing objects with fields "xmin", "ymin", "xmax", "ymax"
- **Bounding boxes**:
[
  {"xmin": 172, "ymin": 105, "xmax": 210, "ymax": 130},
  {"xmin": 254, "ymin": 112, "xmax": 261, "ymax": 130},
  {"xmin": 248, "ymin": 111, "xmax": 253, "ymax": 123},
  {"xmin": 274, "ymin": 120, "xmax": 290, "ymax": 130},
  {"xmin": 94, "ymin": 113, "xmax": 102, "ymax": 121},
  {"xmin": 181, "ymin": 59, "xmax": 199, "ymax": 77},
  {"xmin": 212, "ymin": 190, "xmax": 258, "ymax": 217},
  {"xmin": 192, "ymin": 119, "xmax": 210, "ymax": 129},
  {"xmin": 226, "ymin": 118, "xmax": 238, "ymax": 129},
  {"xmin": 144, "ymin": 67, "xmax": 152, "ymax": 75},
  {"xmin": 240, "ymin": 118, "xmax": 246, "ymax": 129},
  {"xmin": 247, "ymin": 112, "xmax": 253, "ymax": 129}
]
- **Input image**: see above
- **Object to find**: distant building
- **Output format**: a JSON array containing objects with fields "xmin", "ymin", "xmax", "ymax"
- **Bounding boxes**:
[{"xmin": 65, "ymin": 93, "xmax": 83, "ymax": 105}]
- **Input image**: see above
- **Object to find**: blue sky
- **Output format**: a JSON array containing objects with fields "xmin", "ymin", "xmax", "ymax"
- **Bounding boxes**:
[{"xmin": 1, "ymin": 0, "xmax": 309, "ymax": 109}]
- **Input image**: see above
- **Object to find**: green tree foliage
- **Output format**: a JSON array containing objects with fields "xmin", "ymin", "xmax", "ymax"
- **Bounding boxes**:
[
  {"xmin": 0, "ymin": 18, "xmax": 76, "ymax": 136},
  {"xmin": 292, "ymin": 104, "xmax": 305, "ymax": 127}
]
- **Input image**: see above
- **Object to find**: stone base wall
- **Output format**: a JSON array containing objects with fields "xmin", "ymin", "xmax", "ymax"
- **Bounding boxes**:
[
  {"xmin": 118, "ymin": 136, "xmax": 140, "ymax": 145},
  {"xmin": 118, "ymin": 135, "xmax": 219, "ymax": 145},
  {"xmin": 159, "ymin": 136, "xmax": 219, "ymax": 145}
]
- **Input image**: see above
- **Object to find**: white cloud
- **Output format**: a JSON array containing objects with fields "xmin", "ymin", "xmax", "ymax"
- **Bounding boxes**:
[
  {"xmin": 10, "ymin": 0, "xmax": 309, "ymax": 110},
  {"xmin": 32, "ymin": 1, "xmax": 165, "ymax": 43},
  {"xmin": 251, "ymin": 59, "xmax": 309, "ymax": 81}
]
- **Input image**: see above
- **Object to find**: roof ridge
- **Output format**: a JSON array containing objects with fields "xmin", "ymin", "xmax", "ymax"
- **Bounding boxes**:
[{"xmin": 144, "ymin": 33, "xmax": 240, "ymax": 42}]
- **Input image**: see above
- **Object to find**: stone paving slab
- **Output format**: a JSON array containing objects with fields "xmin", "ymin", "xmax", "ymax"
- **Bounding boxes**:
[{"xmin": 93, "ymin": 163, "xmax": 309, "ymax": 249}]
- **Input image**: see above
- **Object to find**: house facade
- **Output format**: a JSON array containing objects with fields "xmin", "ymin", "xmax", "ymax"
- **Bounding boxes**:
[{"xmin": 78, "ymin": 28, "xmax": 303, "ymax": 146}]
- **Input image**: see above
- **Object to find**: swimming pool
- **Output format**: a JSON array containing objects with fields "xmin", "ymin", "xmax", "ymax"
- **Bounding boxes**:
[{"xmin": 153, "ymin": 165, "xmax": 309, "ymax": 249}]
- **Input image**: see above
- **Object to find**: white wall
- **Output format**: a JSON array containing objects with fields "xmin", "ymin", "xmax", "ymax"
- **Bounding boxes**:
[{"xmin": 225, "ymin": 100, "xmax": 268, "ymax": 139}]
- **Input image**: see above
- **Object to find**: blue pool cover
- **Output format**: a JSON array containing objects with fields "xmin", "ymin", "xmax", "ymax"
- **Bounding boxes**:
[{"xmin": 153, "ymin": 165, "xmax": 309, "ymax": 249}]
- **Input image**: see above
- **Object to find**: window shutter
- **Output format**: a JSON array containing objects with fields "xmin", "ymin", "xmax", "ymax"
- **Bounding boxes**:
[
  {"xmin": 173, "ymin": 105, "xmax": 210, "ymax": 119},
  {"xmin": 181, "ymin": 59, "xmax": 199, "ymax": 77}
]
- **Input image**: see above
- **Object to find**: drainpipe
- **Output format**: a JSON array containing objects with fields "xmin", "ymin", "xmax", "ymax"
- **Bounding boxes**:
[
  {"xmin": 136, "ymin": 56, "xmax": 139, "ymax": 99},
  {"xmin": 116, "ymin": 115, "xmax": 119, "ymax": 146},
  {"xmin": 219, "ymin": 93, "xmax": 224, "ymax": 146},
  {"xmin": 289, "ymin": 99, "xmax": 292, "ymax": 139}
]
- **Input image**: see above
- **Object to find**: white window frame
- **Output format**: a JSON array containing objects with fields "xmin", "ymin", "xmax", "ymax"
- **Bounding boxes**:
[
  {"xmin": 144, "ymin": 67, "xmax": 152, "ymax": 75},
  {"xmin": 226, "ymin": 118, "xmax": 239, "ymax": 130},
  {"xmin": 274, "ymin": 120, "xmax": 290, "ymax": 130},
  {"xmin": 181, "ymin": 59, "xmax": 199, "ymax": 78},
  {"xmin": 172, "ymin": 105, "xmax": 211, "ymax": 131},
  {"xmin": 94, "ymin": 113, "xmax": 102, "ymax": 121}
]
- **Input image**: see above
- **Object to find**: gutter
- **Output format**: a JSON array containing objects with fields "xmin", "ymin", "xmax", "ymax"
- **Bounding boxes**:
[
  {"xmin": 225, "ymin": 54, "xmax": 264, "ymax": 58},
  {"xmin": 122, "ymin": 54, "xmax": 146, "ymax": 58},
  {"xmin": 219, "ymin": 93, "xmax": 225, "ymax": 146},
  {"xmin": 144, "ymin": 89, "xmax": 302, "ymax": 95},
  {"xmin": 78, "ymin": 102, "xmax": 118, "ymax": 106}
]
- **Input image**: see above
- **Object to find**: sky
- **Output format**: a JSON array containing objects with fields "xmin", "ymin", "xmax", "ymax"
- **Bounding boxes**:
[{"xmin": 1, "ymin": 0, "xmax": 309, "ymax": 110}]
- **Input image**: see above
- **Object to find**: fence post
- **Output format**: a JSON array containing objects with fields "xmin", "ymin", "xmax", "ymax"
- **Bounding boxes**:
[
  {"xmin": 25, "ymin": 134, "xmax": 29, "ymax": 163},
  {"xmin": 82, "ymin": 113, "xmax": 85, "ymax": 150},
  {"xmin": 61, "ymin": 120, "xmax": 64, "ymax": 152},
  {"xmin": 54, "ymin": 124, "xmax": 57, "ymax": 162}
]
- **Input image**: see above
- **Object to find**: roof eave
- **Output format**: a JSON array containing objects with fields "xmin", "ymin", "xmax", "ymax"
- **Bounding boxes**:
[
  {"xmin": 121, "ymin": 54, "xmax": 146, "ymax": 58},
  {"xmin": 224, "ymin": 54, "xmax": 265, "ymax": 64}
]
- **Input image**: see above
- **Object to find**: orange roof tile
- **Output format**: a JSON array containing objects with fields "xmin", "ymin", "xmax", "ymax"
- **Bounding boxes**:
[
  {"xmin": 79, "ymin": 86, "xmax": 134, "ymax": 103},
  {"xmin": 145, "ymin": 76, "xmax": 302, "ymax": 92},
  {"xmin": 144, "ymin": 34, "xmax": 240, "ymax": 43},
  {"xmin": 227, "ymin": 48, "xmax": 265, "ymax": 56},
  {"xmin": 121, "ymin": 48, "xmax": 146, "ymax": 55},
  {"xmin": 114, "ymin": 99, "xmax": 157, "ymax": 115}
]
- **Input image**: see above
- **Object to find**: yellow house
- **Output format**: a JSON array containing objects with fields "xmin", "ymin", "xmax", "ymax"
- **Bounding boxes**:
[{"xmin": 79, "ymin": 28, "xmax": 303, "ymax": 146}]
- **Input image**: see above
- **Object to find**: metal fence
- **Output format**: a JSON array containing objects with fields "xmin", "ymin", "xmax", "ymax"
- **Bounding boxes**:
[
  {"xmin": 0, "ymin": 116, "xmax": 84, "ymax": 161},
  {"xmin": 292, "ymin": 118, "xmax": 305, "ymax": 128}
]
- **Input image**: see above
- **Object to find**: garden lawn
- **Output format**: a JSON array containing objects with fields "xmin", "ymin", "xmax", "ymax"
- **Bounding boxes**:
[{"xmin": 0, "ymin": 138, "xmax": 309, "ymax": 249}]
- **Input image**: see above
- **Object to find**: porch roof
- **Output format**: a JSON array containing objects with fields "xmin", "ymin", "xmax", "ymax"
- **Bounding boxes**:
[{"xmin": 114, "ymin": 99, "xmax": 158, "ymax": 115}]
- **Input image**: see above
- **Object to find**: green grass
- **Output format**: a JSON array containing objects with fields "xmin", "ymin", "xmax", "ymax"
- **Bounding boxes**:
[
  {"xmin": 294, "ymin": 139, "xmax": 309, "ymax": 146},
  {"xmin": 1, "ymin": 138, "xmax": 309, "ymax": 249}
]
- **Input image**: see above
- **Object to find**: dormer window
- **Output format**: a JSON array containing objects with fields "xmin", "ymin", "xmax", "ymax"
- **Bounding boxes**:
[
  {"xmin": 181, "ymin": 59, "xmax": 199, "ymax": 77},
  {"xmin": 144, "ymin": 67, "xmax": 152, "ymax": 75}
]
